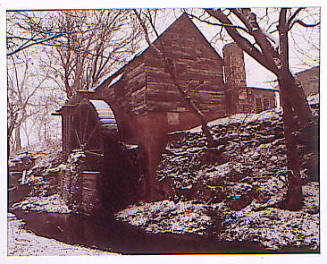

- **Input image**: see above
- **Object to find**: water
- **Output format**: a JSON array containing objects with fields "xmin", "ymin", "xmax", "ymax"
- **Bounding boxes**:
[{"xmin": 11, "ymin": 208, "xmax": 270, "ymax": 254}]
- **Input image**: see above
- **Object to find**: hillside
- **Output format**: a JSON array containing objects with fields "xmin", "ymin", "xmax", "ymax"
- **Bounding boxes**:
[{"xmin": 116, "ymin": 103, "xmax": 319, "ymax": 251}]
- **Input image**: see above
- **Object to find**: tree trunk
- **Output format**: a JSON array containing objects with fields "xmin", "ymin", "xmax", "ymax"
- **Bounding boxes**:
[
  {"xmin": 15, "ymin": 127, "xmax": 22, "ymax": 153},
  {"xmin": 205, "ymin": 7, "xmax": 316, "ymax": 209},
  {"xmin": 278, "ymin": 76, "xmax": 304, "ymax": 210},
  {"xmin": 277, "ymin": 9, "xmax": 304, "ymax": 210}
]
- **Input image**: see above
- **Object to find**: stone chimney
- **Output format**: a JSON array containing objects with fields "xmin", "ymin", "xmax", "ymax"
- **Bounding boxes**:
[
  {"xmin": 223, "ymin": 42, "xmax": 248, "ymax": 114},
  {"xmin": 223, "ymin": 42, "xmax": 247, "ymax": 88}
]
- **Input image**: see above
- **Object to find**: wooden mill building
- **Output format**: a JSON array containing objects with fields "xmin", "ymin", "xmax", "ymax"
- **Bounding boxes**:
[{"xmin": 55, "ymin": 13, "xmax": 277, "ymax": 213}]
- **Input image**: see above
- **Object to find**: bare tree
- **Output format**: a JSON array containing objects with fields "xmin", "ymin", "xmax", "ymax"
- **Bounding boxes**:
[
  {"xmin": 50, "ymin": 10, "xmax": 142, "ymax": 97},
  {"xmin": 195, "ymin": 7, "xmax": 320, "ymax": 209},
  {"xmin": 7, "ymin": 11, "xmax": 65, "ymax": 57},
  {"xmin": 7, "ymin": 10, "xmax": 143, "ymax": 98},
  {"xmin": 7, "ymin": 54, "xmax": 47, "ymax": 155}
]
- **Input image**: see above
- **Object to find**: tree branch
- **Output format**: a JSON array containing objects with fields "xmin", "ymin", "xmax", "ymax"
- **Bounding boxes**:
[
  {"xmin": 290, "ymin": 19, "xmax": 320, "ymax": 30},
  {"xmin": 287, "ymin": 8, "xmax": 304, "ymax": 26},
  {"xmin": 205, "ymin": 8, "xmax": 279, "ymax": 74},
  {"xmin": 230, "ymin": 8, "xmax": 280, "ymax": 70},
  {"xmin": 7, "ymin": 33, "xmax": 65, "ymax": 56},
  {"xmin": 187, "ymin": 12, "xmax": 249, "ymax": 33}
]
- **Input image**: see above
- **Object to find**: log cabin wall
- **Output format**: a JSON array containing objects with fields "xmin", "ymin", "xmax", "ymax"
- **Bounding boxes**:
[
  {"xmin": 144, "ymin": 13, "xmax": 226, "ymax": 133},
  {"xmin": 107, "ymin": 58, "xmax": 147, "ymax": 115},
  {"xmin": 92, "ymin": 52, "xmax": 147, "ymax": 143},
  {"xmin": 55, "ymin": 13, "xmax": 279, "ymax": 206},
  {"xmin": 94, "ymin": 14, "xmax": 231, "ymax": 202}
]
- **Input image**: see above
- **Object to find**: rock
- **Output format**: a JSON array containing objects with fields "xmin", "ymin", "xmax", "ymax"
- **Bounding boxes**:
[
  {"xmin": 196, "ymin": 185, "xmax": 225, "ymax": 203},
  {"xmin": 9, "ymin": 153, "xmax": 36, "ymax": 173},
  {"xmin": 270, "ymin": 155, "xmax": 278, "ymax": 161},
  {"xmin": 200, "ymin": 146, "xmax": 228, "ymax": 165},
  {"xmin": 225, "ymin": 183, "xmax": 254, "ymax": 211},
  {"xmin": 255, "ymin": 134, "xmax": 276, "ymax": 144},
  {"xmin": 227, "ymin": 195, "xmax": 253, "ymax": 211}
]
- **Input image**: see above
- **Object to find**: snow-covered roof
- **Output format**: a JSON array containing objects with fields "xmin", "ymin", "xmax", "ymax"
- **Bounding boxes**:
[{"xmin": 247, "ymin": 86, "xmax": 279, "ymax": 91}]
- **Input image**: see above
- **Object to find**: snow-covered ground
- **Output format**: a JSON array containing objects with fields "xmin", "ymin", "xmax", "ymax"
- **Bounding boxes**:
[
  {"xmin": 116, "ymin": 181, "xmax": 319, "ymax": 251},
  {"xmin": 7, "ymin": 213, "xmax": 117, "ymax": 256}
]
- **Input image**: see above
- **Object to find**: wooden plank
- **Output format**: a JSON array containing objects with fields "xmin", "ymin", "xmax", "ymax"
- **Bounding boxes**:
[
  {"xmin": 128, "ymin": 81, "xmax": 146, "ymax": 92},
  {"xmin": 127, "ymin": 70, "xmax": 145, "ymax": 84},
  {"xmin": 102, "ymin": 89, "xmax": 115, "ymax": 100},
  {"xmin": 187, "ymin": 67, "xmax": 221, "ymax": 76},
  {"xmin": 145, "ymin": 58, "xmax": 163, "ymax": 68},
  {"xmin": 131, "ymin": 86, "xmax": 146, "ymax": 97},
  {"xmin": 147, "ymin": 82, "xmax": 177, "ymax": 91},
  {"xmin": 192, "ymin": 96, "xmax": 225, "ymax": 103},
  {"xmin": 131, "ymin": 95, "xmax": 146, "ymax": 107},
  {"xmin": 146, "ymin": 91, "xmax": 182, "ymax": 102},
  {"xmin": 126, "ymin": 62, "xmax": 145, "ymax": 79},
  {"xmin": 128, "ymin": 71, "xmax": 145, "ymax": 85},
  {"xmin": 147, "ymin": 74, "xmax": 174, "ymax": 84},
  {"xmin": 128, "ymin": 80, "xmax": 147, "ymax": 93},
  {"xmin": 186, "ymin": 63, "xmax": 222, "ymax": 72},
  {"xmin": 195, "ymin": 91, "xmax": 225, "ymax": 96},
  {"xmin": 184, "ymin": 73, "xmax": 222, "ymax": 81},
  {"xmin": 132, "ymin": 104, "xmax": 148, "ymax": 114}
]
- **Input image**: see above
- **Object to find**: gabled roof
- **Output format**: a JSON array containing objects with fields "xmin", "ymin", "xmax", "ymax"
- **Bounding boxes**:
[{"xmin": 95, "ymin": 12, "xmax": 223, "ymax": 92}]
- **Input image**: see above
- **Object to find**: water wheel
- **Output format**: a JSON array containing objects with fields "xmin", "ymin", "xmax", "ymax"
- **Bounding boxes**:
[
  {"xmin": 70, "ymin": 100, "xmax": 119, "ymax": 171},
  {"xmin": 68, "ymin": 99, "xmax": 120, "ymax": 214}
]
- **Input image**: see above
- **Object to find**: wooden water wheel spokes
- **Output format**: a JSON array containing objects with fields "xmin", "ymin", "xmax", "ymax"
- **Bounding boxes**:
[
  {"xmin": 84, "ymin": 149, "xmax": 104, "ymax": 157},
  {"xmin": 71, "ymin": 102, "xmax": 104, "ymax": 170}
]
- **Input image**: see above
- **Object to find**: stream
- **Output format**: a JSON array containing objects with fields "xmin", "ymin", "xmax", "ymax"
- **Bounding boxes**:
[{"xmin": 11, "ymin": 208, "xmax": 271, "ymax": 255}]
